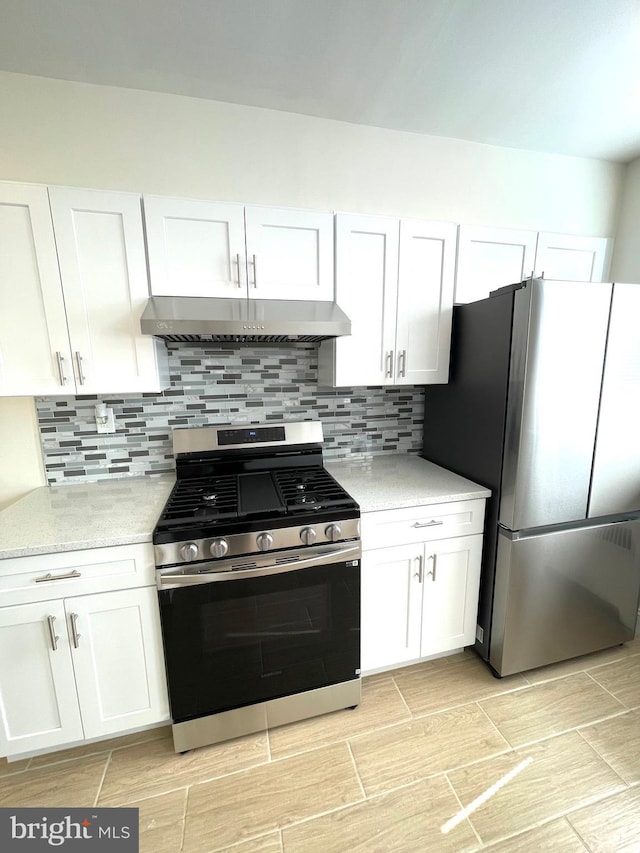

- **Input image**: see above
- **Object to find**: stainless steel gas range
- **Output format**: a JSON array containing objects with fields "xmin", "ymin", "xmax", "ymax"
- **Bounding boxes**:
[{"xmin": 153, "ymin": 421, "xmax": 361, "ymax": 752}]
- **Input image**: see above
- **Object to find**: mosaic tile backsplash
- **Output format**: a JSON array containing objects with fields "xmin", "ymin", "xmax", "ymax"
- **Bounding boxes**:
[{"xmin": 36, "ymin": 343, "xmax": 425, "ymax": 485}]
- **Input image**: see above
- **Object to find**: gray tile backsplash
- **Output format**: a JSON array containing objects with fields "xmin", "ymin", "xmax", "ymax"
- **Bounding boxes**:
[{"xmin": 36, "ymin": 343, "xmax": 424, "ymax": 485}]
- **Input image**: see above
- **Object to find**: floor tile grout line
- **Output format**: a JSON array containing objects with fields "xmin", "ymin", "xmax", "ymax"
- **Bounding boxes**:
[
  {"xmin": 575, "ymin": 727, "xmax": 633, "ymax": 786},
  {"xmin": 178, "ymin": 785, "xmax": 188, "ymax": 853},
  {"xmin": 271, "ymin": 715, "xmax": 416, "ymax": 762},
  {"xmin": 346, "ymin": 740, "xmax": 367, "ymax": 801},
  {"xmin": 584, "ymin": 668, "xmax": 631, "ymax": 706},
  {"xmin": 443, "ymin": 771, "xmax": 483, "ymax": 848},
  {"xmin": 503, "ymin": 706, "xmax": 637, "ymax": 753},
  {"xmin": 474, "ymin": 700, "xmax": 516, "ymax": 751},
  {"xmin": 93, "ymin": 750, "xmax": 113, "ymax": 808},
  {"xmin": 563, "ymin": 812, "xmax": 597, "ymax": 853},
  {"xmin": 266, "ymin": 726, "xmax": 272, "ymax": 762},
  {"xmin": 512, "ymin": 648, "xmax": 640, "ymax": 688},
  {"xmin": 389, "ymin": 674, "xmax": 413, "ymax": 718}
]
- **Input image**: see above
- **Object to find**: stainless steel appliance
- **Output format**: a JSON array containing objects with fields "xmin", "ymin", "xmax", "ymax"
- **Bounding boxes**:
[
  {"xmin": 140, "ymin": 295, "xmax": 351, "ymax": 342},
  {"xmin": 153, "ymin": 421, "xmax": 361, "ymax": 752},
  {"xmin": 423, "ymin": 278, "xmax": 640, "ymax": 676}
]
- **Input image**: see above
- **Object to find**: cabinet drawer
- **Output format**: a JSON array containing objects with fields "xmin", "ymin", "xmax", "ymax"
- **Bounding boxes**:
[
  {"xmin": 361, "ymin": 499, "xmax": 486, "ymax": 550},
  {"xmin": 0, "ymin": 544, "xmax": 156, "ymax": 606}
]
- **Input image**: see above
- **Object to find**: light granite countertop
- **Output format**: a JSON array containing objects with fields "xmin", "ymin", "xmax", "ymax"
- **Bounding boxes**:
[
  {"xmin": 0, "ymin": 455, "xmax": 489, "ymax": 560},
  {"xmin": 326, "ymin": 454, "xmax": 490, "ymax": 512},
  {"xmin": 0, "ymin": 475, "xmax": 175, "ymax": 560}
]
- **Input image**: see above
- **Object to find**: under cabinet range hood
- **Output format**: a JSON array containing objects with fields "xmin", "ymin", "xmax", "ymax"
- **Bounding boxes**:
[{"xmin": 140, "ymin": 296, "xmax": 351, "ymax": 343}]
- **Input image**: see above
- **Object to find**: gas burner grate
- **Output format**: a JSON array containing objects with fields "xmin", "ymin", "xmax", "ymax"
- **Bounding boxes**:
[
  {"xmin": 159, "ymin": 476, "xmax": 238, "ymax": 527},
  {"xmin": 274, "ymin": 468, "xmax": 356, "ymax": 513}
]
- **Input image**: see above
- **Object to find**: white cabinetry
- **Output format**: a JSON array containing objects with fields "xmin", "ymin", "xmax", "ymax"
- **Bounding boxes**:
[
  {"xmin": 360, "ymin": 499, "xmax": 485, "ymax": 674},
  {"xmin": 535, "ymin": 232, "xmax": 611, "ymax": 282},
  {"xmin": 0, "ymin": 182, "xmax": 168, "ymax": 397},
  {"xmin": 0, "ymin": 544, "xmax": 169, "ymax": 759},
  {"xmin": 144, "ymin": 196, "xmax": 334, "ymax": 301},
  {"xmin": 455, "ymin": 225, "xmax": 537, "ymax": 305},
  {"xmin": 318, "ymin": 214, "xmax": 456, "ymax": 387},
  {"xmin": 0, "ymin": 183, "xmax": 76, "ymax": 396},
  {"xmin": 456, "ymin": 225, "xmax": 612, "ymax": 304}
]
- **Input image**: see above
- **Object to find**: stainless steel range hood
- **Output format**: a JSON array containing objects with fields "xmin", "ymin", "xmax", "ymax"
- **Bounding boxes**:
[{"xmin": 140, "ymin": 296, "xmax": 351, "ymax": 343}]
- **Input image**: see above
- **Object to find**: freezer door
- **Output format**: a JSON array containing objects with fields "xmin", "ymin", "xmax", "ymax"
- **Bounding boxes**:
[
  {"xmin": 500, "ymin": 280, "xmax": 612, "ymax": 530},
  {"xmin": 489, "ymin": 519, "xmax": 640, "ymax": 676},
  {"xmin": 589, "ymin": 283, "xmax": 640, "ymax": 517}
]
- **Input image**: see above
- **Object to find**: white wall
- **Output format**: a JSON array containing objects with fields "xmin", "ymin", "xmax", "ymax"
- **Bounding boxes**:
[
  {"xmin": 610, "ymin": 157, "xmax": 640, "ymax": 281},
  {"xmin": 0, "ymin": 71, "xmax": 626, "ymax": 505}
]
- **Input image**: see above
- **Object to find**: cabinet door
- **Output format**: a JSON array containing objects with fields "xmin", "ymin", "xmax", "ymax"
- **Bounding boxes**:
[
  {"xmin": 535, "ymin": 233, "xmax": 611, "ymax": 282},
  {"xmin": 455, "ymin": 225, "xmax": 537, "ymax": 304},
  {"xmin": 0, "ymin": 600, "xmax": 83, "ymax": 757},
  {"xmin": 244, "ymin": 206, "xmax": 334, "ymax": 301},
  {"xmin": 361, "ymin": 544, "xmax": 423, "ymax": 673},
  {"xmin": 49, "ymin": 187, "xmax": 167, "ymax": 394},
  {"xmin": 318, "ymin": 214, "xmax": 399, "ymax": 387},
  {"xmin": 144, "ymin": 196, "xmax": 247, "ymax": 297},
  {"xmin": 0, "ymin": 183, "xmax": 73, "ymax": 396},
  {"xmin": 67, "ymin": 588, "xmax": 169, "ymax": 739},
  {"xmin": 395, "ymin": 220, "xmax": 456, "ymax": 384},
  {"xmin": 420, "ymin": 534, "xmax": 483, "ymax": 656}
]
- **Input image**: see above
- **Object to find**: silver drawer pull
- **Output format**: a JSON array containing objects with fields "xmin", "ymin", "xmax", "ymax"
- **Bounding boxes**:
[
  {"xmin": 47, "ymin": 615, "xmax": 59, "ymax": 651},
  {"xmin": 35, "ymin": 569, "xmax": 82, "ymax": 583},
  {"xmin": 413, "ymin": 520, "xmax": 444, "ymax": 528}
]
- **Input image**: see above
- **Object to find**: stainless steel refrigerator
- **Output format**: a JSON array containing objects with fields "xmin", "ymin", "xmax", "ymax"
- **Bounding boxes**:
[{"xmin": 422, "ymin": 278, "xmax": 640, "ymax": 676}]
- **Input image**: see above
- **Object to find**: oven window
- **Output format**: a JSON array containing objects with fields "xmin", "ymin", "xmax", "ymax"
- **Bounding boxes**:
[{"xmin": 159, "ymin": 561, "xmax": 360, "ymax": 723}]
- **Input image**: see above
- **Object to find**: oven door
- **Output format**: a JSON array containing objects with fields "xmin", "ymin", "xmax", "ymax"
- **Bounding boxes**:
[{"xmin": 157, "ymin": 542, "xmax": 361, "ymax": 724}]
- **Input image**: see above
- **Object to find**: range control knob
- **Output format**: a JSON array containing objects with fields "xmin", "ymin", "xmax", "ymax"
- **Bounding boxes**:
[
  {"xmin": 209, "ymin": 538, "xmax": 229, "ymax": 559},
  {"xmin": 300, "ymin": 527, "xmax": 316, "ymax": 546},
  {"xmin": 325, "ymin": 524, "xmax": 342, "ymax": 543},
  {"xmin": 179, "ymin": 542, "xmax": 199, "ymax": 562},
  {"xmin": 256, "ymin": 532, "xmax": 274, "ymax": 552}
]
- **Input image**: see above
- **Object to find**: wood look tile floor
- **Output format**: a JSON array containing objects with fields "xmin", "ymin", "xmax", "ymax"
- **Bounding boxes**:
[{"xmin": 2, "ymin": 639, "xmax": 640, "ymax": 852}]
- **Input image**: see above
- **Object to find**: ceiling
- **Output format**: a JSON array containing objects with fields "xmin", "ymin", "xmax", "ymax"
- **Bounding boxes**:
[{"xmin": 1, "ymin": 0, "xmax": 640, "ymax": 163}]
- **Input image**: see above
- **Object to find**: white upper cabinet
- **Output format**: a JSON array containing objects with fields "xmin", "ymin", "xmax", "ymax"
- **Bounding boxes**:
[
  {"xmin": 455, "ymin": 225, "xmax": 538, "ymax": 304},
  {"xmin": 143, "ymin": 196, "xmax": 247, "ymax": 297},
  {"xmin": 318, "ymin": 214, "xmax": 456, "ymax": 387},
  {"xmin": 0, "ymin": 181, "xmax": 167, "ymax": 397},
  {"xmin": 320, "ymin": 214, "xmax": 399, "ymax": 387},
  {"xmin": 0, "ymin": 183, "xmax": 71, "ymax": 396},
  {"xmin": 535, "ymin": 232, "xmax": 611, "ymax": 282},
  {"xmin": 396, "ymin": 219, "xmax": 456, "ymax": 385},
  {"xmin": 49, "ymin": 187, "xmax": 167, "ymax": 395},
  {"xmin": 244, "ymin": 206, "xmax": 334, "ymax": 301},
  {"xmin": 144, "ymin": 196, "xmax": 334, "ymax": 301}
]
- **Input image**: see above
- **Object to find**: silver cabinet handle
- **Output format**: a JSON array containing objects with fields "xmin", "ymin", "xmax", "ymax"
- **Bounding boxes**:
[
  {"xmin": 249, "ymin": 253, "xmax": 257, "ymax": 287},
  {"xmin": 47, "ymin": 615, "xmax": 59, "ymax": 651},
  {"xmin": 55, "ymin": 351, "xmax": 68, "ymax": 386},
  {"xmin": 427, "ymin": 554, "xmax": 437, "ymax": 582},
  {"xmin": 75, "ymin": 352, "xmax": 86, "ymax": 385},
  {"xmin": 413, "ymin": 520, "xmax": 444, "ymax": 529},
  {"xmin": 413, "ymin": 554, "xmax": 423, "ymax": 583},
  {"xmin": 233, "ymin": 253, "xmax": 242, "ymax": 287},
  {"xmin": 69, "ymin": 612, "xmax": 81, "ymax": 648},
  {"xmin": 398, "ymin": 349, "xmax": 407, "ymax": 378},
  {"xmin": 385, "ymin": 351, "xmax": 394, "ymax": 378},
  {"xmin": 35, "ymin": 569, "xmax": 82, "ymax": 583}
]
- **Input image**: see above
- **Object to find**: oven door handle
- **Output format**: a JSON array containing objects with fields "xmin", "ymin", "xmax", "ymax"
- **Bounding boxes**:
[{"xmin": 157, "ymin": 543, "xmax": 361, "ymax": 588}]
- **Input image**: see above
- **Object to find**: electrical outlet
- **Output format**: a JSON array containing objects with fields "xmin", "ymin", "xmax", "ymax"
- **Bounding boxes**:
[{"xmin": 95, "ymin": 403, "xmax": 116, "ymax": 434}]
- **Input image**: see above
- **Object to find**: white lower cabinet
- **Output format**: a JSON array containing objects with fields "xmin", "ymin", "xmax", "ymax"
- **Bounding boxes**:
[
  {"xmin": 0, "ymin": 545, "xmax": 169, "ymax": 759},
  {"xmin": 360, "ymin": 501, "xmax": 485, "ymax": 674}
]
